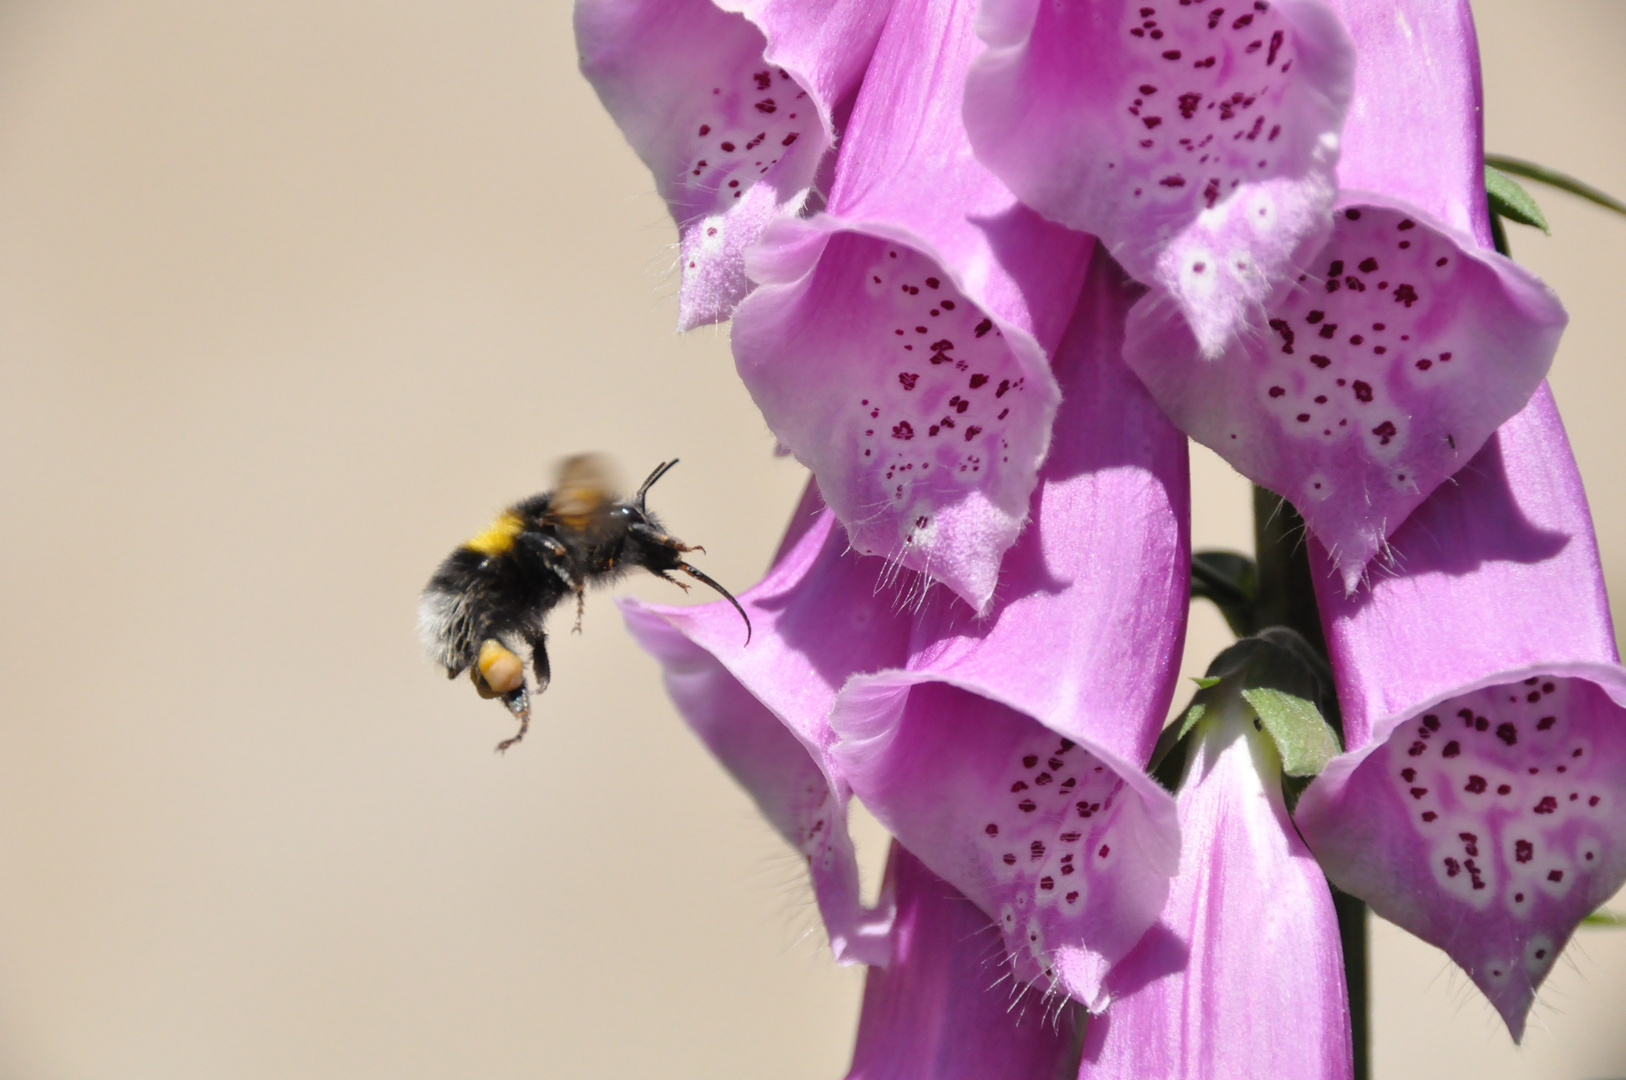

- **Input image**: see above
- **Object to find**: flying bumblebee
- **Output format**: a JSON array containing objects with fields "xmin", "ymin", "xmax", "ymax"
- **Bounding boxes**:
[{"xmin": 419, "ymin": 455, "xmax": 750, "ymax": 752}]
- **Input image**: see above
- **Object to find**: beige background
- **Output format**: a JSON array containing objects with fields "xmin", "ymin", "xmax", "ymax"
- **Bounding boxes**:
[{"xmin": 0, "ymin": 2, "xmax": 1620, "ymax": 1077}]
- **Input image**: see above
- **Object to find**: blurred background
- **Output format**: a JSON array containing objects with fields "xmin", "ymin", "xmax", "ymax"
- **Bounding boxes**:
[{"xmin": 0, "ymin": 2, "xmax": 1620, "ymax": 1077}]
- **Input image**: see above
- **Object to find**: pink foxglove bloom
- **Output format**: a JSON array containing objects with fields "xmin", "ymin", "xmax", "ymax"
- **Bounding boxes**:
[
  {"xmin": 1080, "ymin": 662, "xmax": 1351, "ymax": 1079},
  {"xmin": 1117, "ymin": 1, "xmax": 1565, "ymax": 591},
  {"xmin": 966, "ymin": 0, "xmax": 1355, "ymax": 359},
  {"xmin": 1298, "ymin": 387, "xmax": 1626, "ymax": 1039},
  {"xmin": 627, "ymin": 249, "xmax": 1189, "ymax": 1015},
  {"xmin": 1292, "ymin": 0, "xmax": 1624, "ymax": 1040},
  {"xmin": 622, "ymin": 473, "xmax": 905, "ymax": 964},
  {"xmin": 732, "ymin": 0, "xmax": 1093, "ymax": 611},
  {"xmin": 577, "ymin": 0, "xmax": 890, "ymax": 328},
  {"xmin": 844, "ymin": 843, "xmax": 1083, "ymax": 1080}
]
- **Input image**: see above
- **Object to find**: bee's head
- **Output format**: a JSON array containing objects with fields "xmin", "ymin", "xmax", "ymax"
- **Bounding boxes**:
[
  {"xmin": 621, "ymin": 458, "xmax": 751, "ymax": 644},
  {"xmin": 613, "ymin": 501, "xmax": 686, "ymax": 572}
]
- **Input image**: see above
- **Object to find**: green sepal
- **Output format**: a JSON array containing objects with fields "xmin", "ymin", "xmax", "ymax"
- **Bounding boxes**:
[
  {"xmin": 1485, "ymin": 165, "xmax": 1549, "ymax": 234},
  {"xmin": 1486, "ymin": 154, "xmax": 1626, "ymax": 219},
  {"xmin": 1582, "ymin": 908, "xmax": 1625, "ymax": 928},
  {"xmin": 1242, "ymin": 686, "xmax": 1341, "ymax": 778},
  {"xmin": 1149, "ymin": 628, "xmax": 1342, "ymax": 798}
]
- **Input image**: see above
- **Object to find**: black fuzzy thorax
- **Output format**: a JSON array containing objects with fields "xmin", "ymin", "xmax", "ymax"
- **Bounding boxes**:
[{"xmin": 423, "ymin": 491, "xmax": 680, "ymax": 676}]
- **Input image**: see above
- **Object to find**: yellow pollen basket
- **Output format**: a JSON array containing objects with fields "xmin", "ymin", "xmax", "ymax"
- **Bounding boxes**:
[
  {"xmin": 476, "ymin": 639, "xmax": 525, "ymax": 695},
  {"xmin": 464, "ymin": 510, "xmax": 523, "ymax": 556}
]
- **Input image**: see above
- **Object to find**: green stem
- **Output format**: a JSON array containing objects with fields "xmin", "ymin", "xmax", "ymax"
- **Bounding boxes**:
[{"xmin": 1251, "ymin": 486, "xmax": 1368, "ymax": 1080}]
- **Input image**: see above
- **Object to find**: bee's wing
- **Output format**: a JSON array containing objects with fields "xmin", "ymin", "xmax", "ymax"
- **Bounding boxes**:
[{"xmin": 548, "ymin": 453, "xmax": 620, "ymax": 526}]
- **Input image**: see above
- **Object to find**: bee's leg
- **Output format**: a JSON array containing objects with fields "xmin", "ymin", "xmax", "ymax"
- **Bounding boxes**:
[
  {"xmin": 526, "ymin": 629, "xmax": 552, "ymax": 697},
  {"xmin": 654, "ymin": 570, "xmax": 692, "ymax": 593},
  {"xmin": 522, "ymin": 532, "xmax": 585, "ymax": 631},
  {"xmin": 494, "ymin": 687, "xmax": 530, "ymax": 754},
  {"xmin": 495, "ymin": 630, "xmax": 549, "ymax": 754}
]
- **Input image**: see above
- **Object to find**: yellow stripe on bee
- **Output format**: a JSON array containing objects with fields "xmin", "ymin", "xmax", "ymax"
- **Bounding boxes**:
[{"xmin": 464, "ymin": 510, "xmax": 523, "ymax": 556}]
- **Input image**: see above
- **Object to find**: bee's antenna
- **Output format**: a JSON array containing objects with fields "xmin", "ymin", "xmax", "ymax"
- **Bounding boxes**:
[
  {"xmin": 635, "ymin": 459, "xmax": 679, "ymax": 509},
  {"xmin": 678, "ymin": 561, "xmax": 753, "ymax": 645}
]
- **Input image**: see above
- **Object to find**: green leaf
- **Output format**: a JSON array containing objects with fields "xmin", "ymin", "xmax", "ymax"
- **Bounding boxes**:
[
  {"xmin": 1243, "ymin": 686, "xmax": 1341, "ymax": 777},
  {"xmin": 1582, "ymin": 909, "xmax": 1626, "ymax": 928},
  {"xmin": 1486, "ymin": 165, "xmax": 1548, "ymax": 233},
  {"xmin": 1152, "ymin": 628, "xmax": 1341, "ymax": 793},
  {"xmin": 1487, "ymin": 154, "xmax": 1626, "ymax": 219}
]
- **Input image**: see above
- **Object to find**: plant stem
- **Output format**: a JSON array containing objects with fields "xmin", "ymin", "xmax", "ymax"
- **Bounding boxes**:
[{"xmin": 1251, "ymin": 486, "xmax": 1369, "ymax": 1080}]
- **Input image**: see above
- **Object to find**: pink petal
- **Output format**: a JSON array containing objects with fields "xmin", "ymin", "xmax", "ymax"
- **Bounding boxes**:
[
  {"xmin": 1081, "ymin": 697, "xmax": 1351, "ymax": 1079},
  {"xmin": 1125, "ymin": 193, "xmax": 1564, "ymax": 591},
  {"xmin": 620, "ymin": 482, "xmax": 909, "ymax": 965},
  {"xmin": 1295, "ymin": 387, "xmax": 1626, "ymax": 1040},
  {"xmin": 966, "ymin": 0, "xmax": 1354, "ymax": 357},
  {"xmin": 576, "ymin": 0, "xmax": 888, "ymax": 329},
  {"xmin": 1325, "ymin": 0, "xmax": 1487, "ymax": 242},
  {"xmin": 844, "ymin": 843, "xmax": 1083, "ymax": 1080},
  {"xmin": 731, "ymin": 0, "xmax": 1094, "ymax": 612},
  {"xmin": 831, "ymin": 251, "xmax": 1189, "ymax": 1009},
  {"xmin": 626, "ymin": 610, "xmax": 894, "ymax": 963}
]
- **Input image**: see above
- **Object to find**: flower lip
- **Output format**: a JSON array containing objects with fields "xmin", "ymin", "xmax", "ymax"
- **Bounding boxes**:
[
  {"xmin": 576, "ymin": 0, "xmax": 891, "ymax": 328},
  {"xmin": 735, "ymin": 215, "xmax": 1063, "ymax": 614},
  {"xmin": 1124, "ymin": 190, "xmax": 1564, "ymax": 590}
]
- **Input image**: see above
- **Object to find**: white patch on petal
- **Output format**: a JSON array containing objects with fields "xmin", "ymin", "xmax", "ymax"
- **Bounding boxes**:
[{"xmin": 1376, "ymin": 678, "xmax": 1613, "ymax": 926}]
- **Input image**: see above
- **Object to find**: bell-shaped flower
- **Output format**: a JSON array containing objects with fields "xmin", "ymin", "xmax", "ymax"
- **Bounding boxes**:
[
  {"xmin": 965, "ymin": 0, "xmax": 1355, "ymax": 357},
  {"xmin": 730, "ymin": 0, "xmax": 1094, "ymax": 612},
  {"xmin": 844, "ymin": 842, "xmax": 1084, "ymax": 1080},
  {"xmin": 1120, "ymin": 0, "xmax": 1566, "ymax": 591},
  {"xmin": 622, "ymin": 478, "xmax": 902, "ymax": 964},
  {"xmin": 1081, "ymin": 636, "xmax": 1352, "ymax": 1078},
  {"xmin": 1282, "ymin": 0, "xmax": 1626, "ymax": 1040},
  {"xmin": 576, "ymin": 0, "xmax": 891, "ymax": 328},
  {"xmin": 626, "ymin": 248, "xmax": 1189, "ymax": 1010},
  {"xmin": 1295, "ymin": 383, "xmax": 1626, "ymax": 1040}
]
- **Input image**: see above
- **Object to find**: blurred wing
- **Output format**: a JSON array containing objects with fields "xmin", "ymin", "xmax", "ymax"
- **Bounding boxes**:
[{"xmin": 548, "ymin": 453, "xmax": 620, "ymax": 528}]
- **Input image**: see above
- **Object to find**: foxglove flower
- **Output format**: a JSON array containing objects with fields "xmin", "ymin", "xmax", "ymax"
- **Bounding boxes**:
[
  {"xmin": 731, "ymin": 0, "xmax": 1093, "ymax": 611},
  {"xmin": 622, "ymin": 479, "xmax": 900, "ymax": 964},
  {"xmin": 1296, "ymin": 386, "xmax": 1626, "ymax": 1039},
  {"xmin": 844, "ymin": 842, "xmax": 1083, "ymax": 1080},
  {"xmin": 966, "ymin": 0, "xmax": 1355, "ymax": 358},
  {"xmin": 626, "ymin": 248, "xmax": 1189, "ymax": 1011},
  {"xmin": 1119, "ymin": 0, "xmax": 1565, "ymax": 591},
  {"xmin": 576, "ymin": 0, "xmax": 890, "ymax": 328},
  {"xmin": 1291, "ymin": 0, "xmax": 1625, "ymax": 1039},
  {"xmin": 1080, "ymin": 661, "xmax": 1351, "ymax": 1079}
]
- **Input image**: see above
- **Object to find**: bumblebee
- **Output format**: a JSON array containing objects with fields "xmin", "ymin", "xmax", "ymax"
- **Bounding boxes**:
[{"xmin": 419, "ymin": 455, "xmax": 750, "ymax": 752}]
